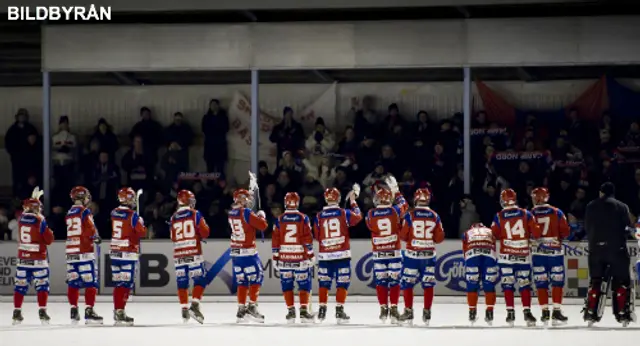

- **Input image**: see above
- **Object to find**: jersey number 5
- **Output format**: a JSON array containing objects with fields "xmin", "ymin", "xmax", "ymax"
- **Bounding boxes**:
[
  {"xmin": 173, "ymin": 220, "xmax": 196, "ymax": 240},
  {"xmin": 229, "ymin": 219, "xmax": 245, "ymax": 241},
  {"xmin": 112, "ymin": 220, "xmax": 123, "ymax": 239},
  {"xmin": 505, "ymin": 219, "xmax": 526, "ymax": 239}
]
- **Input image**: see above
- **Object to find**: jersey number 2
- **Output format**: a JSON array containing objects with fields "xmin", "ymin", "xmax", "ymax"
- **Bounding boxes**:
[
  {"xmin": 505, "ymin": 219, "xmax": 526, "ymax": 239},
  {"xmin": 284, "ymin": 224, "xmax": 297, "ymax": 243},
  {"xmin": 173, "ymin": 220, "xmax": 196, "ymax": 240}
]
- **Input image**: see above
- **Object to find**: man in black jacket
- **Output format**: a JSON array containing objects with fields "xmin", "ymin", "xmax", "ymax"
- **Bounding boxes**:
[{"xmin": 583, "ymin": 182, "xmax": 634, "ymax": 325}]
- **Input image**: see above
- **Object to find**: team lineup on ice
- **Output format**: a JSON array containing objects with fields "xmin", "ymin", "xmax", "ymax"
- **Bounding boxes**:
[{"xmin": 3, "ymin": 173, "xmax": 640, "ymax": 338}]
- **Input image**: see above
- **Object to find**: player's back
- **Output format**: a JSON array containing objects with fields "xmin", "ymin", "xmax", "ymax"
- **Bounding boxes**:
[
  {"xmin": 171, "ymin": 207, "xmax": 205, "ymax": 258},
  {"xmin": 65, "ymin": 205, "xmax": 96, "ymax": 256},
  {"xmin": 110, "ymin": 207, "xmax": 142, "ymax": 255},
  {"xmin": 462, "ymin": 224, "xmax": 496, "ymax": 258},
  {"xmin": 17, "ymin": 213, "xmax": 52, "ymax": 261},
  {"xmin": 315, "ymin": 206, "xmax": 352, "ymax": 259},
  {"xmin": 402, "ymin": 207, "xmax": 444, "ymax": 256},
  {"xmin": 228, "ymin": 207, "xmax": 256, "ymax": 249},
  {"xmin": 492, "ymin": 207, "xmax": 536, "ymax": 256},
  {"xmin": 366, "ymin": 206, "xmax": 402, "ymax": 252},
  {"xmin": 273, "ymin": 210, "xmax": 313, "ymax": 262},
  {"xmin": 531, "ymin": 205, "xmax": 569, "ymax": 240}
]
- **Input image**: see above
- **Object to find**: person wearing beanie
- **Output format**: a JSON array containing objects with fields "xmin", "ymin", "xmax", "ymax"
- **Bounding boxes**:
[{"xmin": 583, "ymin": 182, "xmax": 635, "ymax": 326}]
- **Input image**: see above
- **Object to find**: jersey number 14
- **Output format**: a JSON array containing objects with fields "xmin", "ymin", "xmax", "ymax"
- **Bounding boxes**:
[{"xmin": 505, "ymin": 219, "xmax": 526, "ymax": 239}]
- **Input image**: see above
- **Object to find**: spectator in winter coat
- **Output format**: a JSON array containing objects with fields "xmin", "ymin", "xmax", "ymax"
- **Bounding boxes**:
[
  {"xmin": 89, "ymin": 118, "xmax": 119, "ymax": 161},
  {"xmin": 121, "ymin": 135, "xmax": 155, "ymax": 197},
  {"xmin": 164, "ymin": 112, "xmax": 192, "ymax": 178},
  {"xmin": 305, "ymin": 117, "xmax": 335, "ymax": 157},
  {"xmin": 90, "ymin": 151, "xmax": 120, "ymax": 212},
  {"xmin": 202, "ymin": 99, "xmax": 230, "ymax": 174},
  {"xmin": 349, "ymin": 96, "xmax": 379, "ymax": 140},
  {"xmin": 5, "ymin": 108, "xmax": 38, "ymax": 195},
  {"xmin": 52, "ymin": 115, "xmax": 78, "ymax": 198},
  {"xmin": 129, "ymin": 107, "xmax": 163, "ymax": 164},
  {"xmin": 269, "ymin": 107, "xmax": 305, "ymax": 165}
]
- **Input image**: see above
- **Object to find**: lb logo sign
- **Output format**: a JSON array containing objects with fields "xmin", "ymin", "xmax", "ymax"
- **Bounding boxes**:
[
  {"xmin": 435, "ymin": 250, "xmax": 466, "ymax": 292},
  {"xmin": 356, "ymin": 250, "xmax": 467, "ymax": 293},
  {"xmin": 355, "ymin": 252, "xmax": 376, "ymax": 289}
]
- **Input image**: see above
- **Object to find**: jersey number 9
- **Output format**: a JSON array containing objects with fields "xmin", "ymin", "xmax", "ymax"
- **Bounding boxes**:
[
  {"xmin": 173, "ymin": 219, "xmax": 196, "ymax": 240},
  {"xmin": 377, "ymin": 218, "xmax": 393, "ymax": 236}
]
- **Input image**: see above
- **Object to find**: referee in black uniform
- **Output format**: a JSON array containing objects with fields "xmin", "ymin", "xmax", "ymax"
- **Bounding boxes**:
[{"xmin": 583, "ymin": 182, "xmax": 634, "ymax": 325}]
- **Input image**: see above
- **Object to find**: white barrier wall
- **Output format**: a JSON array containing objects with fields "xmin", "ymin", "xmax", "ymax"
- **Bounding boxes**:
[{"xmin": 1, "ymin": 240, "xmax": 638, "ymax": 297}]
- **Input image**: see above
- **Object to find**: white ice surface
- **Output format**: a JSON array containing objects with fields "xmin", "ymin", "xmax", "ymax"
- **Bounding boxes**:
[{"xmin": 1, "ymin": 297, "xmax": 639, "ymax": 346}]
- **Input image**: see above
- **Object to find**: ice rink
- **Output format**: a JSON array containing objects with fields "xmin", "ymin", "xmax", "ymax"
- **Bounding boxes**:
[{"xmin": 1, "ymin": 296, "xmax": 638, "ymax": 346}]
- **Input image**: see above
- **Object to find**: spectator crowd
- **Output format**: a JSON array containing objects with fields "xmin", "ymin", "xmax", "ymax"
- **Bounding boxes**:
[{"xmin": 1, "ymin": 96, "xmax": 638, "ymax": 242}]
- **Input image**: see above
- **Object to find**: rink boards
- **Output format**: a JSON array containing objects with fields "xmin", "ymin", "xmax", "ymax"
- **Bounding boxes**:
[{"xmin": 0, "ymin": 240, "xmax": 638, "ymax": 297}]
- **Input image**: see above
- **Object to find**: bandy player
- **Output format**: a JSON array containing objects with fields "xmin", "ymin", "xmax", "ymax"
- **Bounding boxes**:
[
  {"xmin": 12, "ymin": 197, "xmax": 54, "ymax": 325},
  {"xmin": 462, "ymin": 223, "xmax": 498, "ymax": 325},
  {"xmin": 491, "ymin": 188, "xmax": 541, "ymax": 327},
  {"xmin": 65, "ymin": 186, "xmax": 103, "ymax": 324},
  {"xmin": 314, "ymin": 186, "xmax": 362, "ymax": 323},
  {"xmin": 110, "ymin": 187, "xmax": 147, "ymax": 325},
  {"xmin": 170, "ymin": 190, "xmax": 211, "ymax": 324},
  {"xmin": 398, "ymin": 188, "xmax": 444, "ymax": 326},
  {"xmin": 365, "ymin": 185, "xmax": 407, "ymax": 323},
  {"xmin": 271, "ymin": 192, "xmax": 315, "ymax": 323},
  {"xmin": 530, "ymin": 187, "xmax": 570, "ymax": 325},
  {"xmin": 228, "ymin": 188, "xmax": 269, "ymax": 323}
]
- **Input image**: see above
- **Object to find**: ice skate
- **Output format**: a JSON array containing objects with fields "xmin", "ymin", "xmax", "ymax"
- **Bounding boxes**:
[
  {"xmin": 317, "ymin": 305, "xmax": 327, "ymax": 322},
  {"xmin": 12, "ymin": 309, "xmax": 23, "ymax": 325},
  {"xmin": 181, "ymin": 308, "xmax": 190, "ymax": 323},
  {"xmin": 617, "ymin": 311, "xmax": 633, "ymax": 327},
  {"xmin": 70, "ymin": 306, "xmax": 80, "ymax": 325},
  {"xmin": 39, "ymin": 308, "xmax": 51, "ymax": 325},
  {"xmin": 484, "ymin": 309, "xmax": 493, "ymax": 326},
  {"xmin": 389, "ymin": 306, "xmax": 400, "ymax": 324},
  {"xmin": 469, "ymin": 309, "xmax": 478, "ymax": 325},
  {"xmin": 506, "ymin": 309, "xmax": 515, "ymax": 327},
  {"xmin": 189, "ymin": 301, "xmax": 204, "ymax": 324},
  {"xmin": 84, "ymin": 307, "xmax": 103, "ymax": 325},
  {"xmin": 540, "ymin": 308, "xmax": 550, "ymax": 326},
  {"xmin": 379, "ymin": 305, "xmax": 389, "ymax": 323},
  {"xmin": 398, "ymin": 307, "xmax": 414, "ymax": 326},
  {"xmin": 422, "ymin": 309, "xmax": 431, "ymax": 326},
  {"xmin": 335, "ymin": 305, "xmax": 350, "ymax": 324},
  {"xmin": 286, "ymin": 307, "xmax": 296, "ymax": 324},
  {"xmin": 246, "ymin": 303, "xmax": 265, "ymax": 323},
  {"xmin": 300, "ymin": 307, "xmax": 315, "ymax": 323},
  {"xmin": 523, "ymin": 308, "xmax": 537, "ymax": 327},
  {"xmin": 114, "ymin": 309, "xmax": 134, "ymax": 326},
  {"xmin": 236, "ymin": 305, "xmax": 247, "ymax": 323},
  {"xmin": 551, "ymin": 309, "xmax": 568, "ymax": 326}
]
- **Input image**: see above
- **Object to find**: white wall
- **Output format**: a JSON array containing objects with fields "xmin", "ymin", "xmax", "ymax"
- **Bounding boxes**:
[{"xmin": 0, "ymin": 79, "xmax": 633, "ymax": 187}]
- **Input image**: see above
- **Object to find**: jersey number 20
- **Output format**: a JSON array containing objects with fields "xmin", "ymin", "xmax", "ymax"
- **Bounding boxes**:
[{"xmin": 173, "ymin": 220, "xmax": 196, "ymax": 240}]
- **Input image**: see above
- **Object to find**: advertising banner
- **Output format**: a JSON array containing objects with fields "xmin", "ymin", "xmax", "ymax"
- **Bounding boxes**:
[{"xmin": 0, "ymin": 240, "xmax": 638, "ymax": 297}]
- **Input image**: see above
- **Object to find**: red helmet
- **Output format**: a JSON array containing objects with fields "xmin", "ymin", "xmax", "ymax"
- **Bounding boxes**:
[
  {"xmin": 70, "ymin": 186, "xmax": 91, "ymax": 204},
  {"xmin": 414, "ymin": 188, "xmax": 431, "ymax": 206},
  {"xmin": 233, "ymin": 189, "xmax": 253, "ymax": 208},
  {"xmin": 284, "ymin": 192, "xmax": 300, "ymax": 210},
  {"xmin": 23, "ymin": 198, "xmax": 42, "ymax": 214},
  {"xmin": 374, "ymin": 188, "xmax": 393, "ymax": 206},
  {"xmin": 531, "ymin": 187, "xmax": 549, "ymax": 206},
  {"xmin": 500, "ymin": 188, "xmax": 517, "ymax": 208},
  {"xmin": 324, "ymin": 188, "xmax": 341, "ymax": 205},
  {"xmin": 177, "ymin": 189, "xmax": 196, "ymax": 208},
  {"xmin": 118, "ymin": 187, "xmax": 136, "ymax": 206}
]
